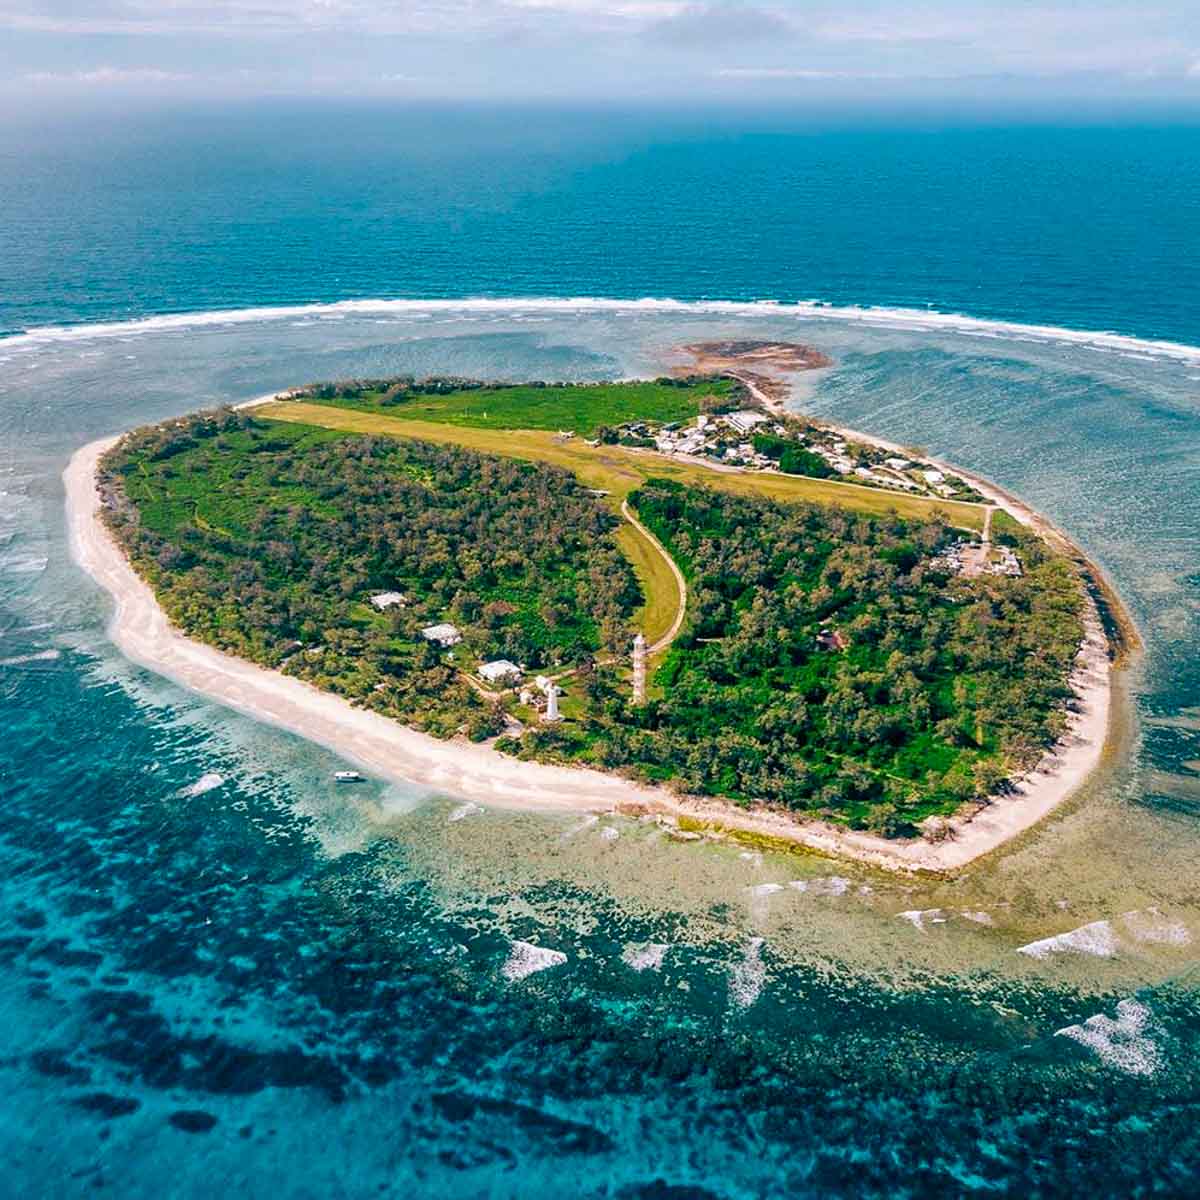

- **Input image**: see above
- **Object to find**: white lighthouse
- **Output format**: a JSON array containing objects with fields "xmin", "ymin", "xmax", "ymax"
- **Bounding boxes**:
[
  {"xmin": 632, "ymin": 632, "xmax": 647, "ymax": 705},
  {"xmin": 543, "ymin": 680, "xmax": 561, "ymax": 723}
]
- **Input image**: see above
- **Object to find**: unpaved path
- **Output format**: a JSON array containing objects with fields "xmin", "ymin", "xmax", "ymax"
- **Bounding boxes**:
[{"xmin": 621, "ymin": 499, "xmax": 687, "ymax": 655}]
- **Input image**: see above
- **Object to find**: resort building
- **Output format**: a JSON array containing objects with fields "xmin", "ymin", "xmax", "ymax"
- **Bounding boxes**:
[
  {"xmin": 725, "ymin": 410, "xmax": 769, "ymax": 436},
  {"xmin": 479, "ymin": 659, "xmax": 522, "ymax": 685},
  {"xmin": 420, "ymin": 622, "xmax": 462, "ymax": 647}
]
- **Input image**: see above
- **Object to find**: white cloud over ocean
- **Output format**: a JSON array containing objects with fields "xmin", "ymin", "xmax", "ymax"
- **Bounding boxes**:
[{"xmin": 2, "ymin": 0, "xmax": 1200, "ymax": 102}]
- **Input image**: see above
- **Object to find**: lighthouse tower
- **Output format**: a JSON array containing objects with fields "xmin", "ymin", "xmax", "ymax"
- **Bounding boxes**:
[
  {"xmin": 632, "ymin": 633, "xmax": 647, "ymax": 705},
  {"xmin": 543, "ymin": 680, "xmax": 561, "ymax": 723}
]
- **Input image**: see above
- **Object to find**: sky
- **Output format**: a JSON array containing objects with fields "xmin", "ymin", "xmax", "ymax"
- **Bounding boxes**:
[{"xmin": 3, "ymin": 0, "xmax": 1200, "ymax": 109}]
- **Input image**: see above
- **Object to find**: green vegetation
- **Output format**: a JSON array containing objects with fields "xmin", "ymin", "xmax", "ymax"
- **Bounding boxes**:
[
  {"xmin": 297, "ymin": 375, "xmax": 740, "ymax": 438},
  {"xmin": 614, "ymin": 520, "xmax": 682, "ymax": 648},
  {"xmin": 752, "ymin": 432, "xmax": 836, "ymax": 479},
  {"xmin": 100, "ymin": 374, "xmax": 1084, "ymax": 838},
  {"xmin": 521, "ymin": 480, "xmax": 1083, "ymax": 832},
  {"xmin": 991, "ymin": 509, "xmax": 1025, "ymax": 544},
  {"xmin": 263, "ymin": 400, "xmax": 988, "ymax": 532},
  {"xmin": 100, "ymin": 410, "xmax": 639, "ymax": 739}
]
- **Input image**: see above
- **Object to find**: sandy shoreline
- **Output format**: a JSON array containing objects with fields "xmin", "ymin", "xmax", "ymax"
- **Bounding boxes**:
[{"xmin": 66, "ymin": 423, "xmax": 1121, "ymax": 875}]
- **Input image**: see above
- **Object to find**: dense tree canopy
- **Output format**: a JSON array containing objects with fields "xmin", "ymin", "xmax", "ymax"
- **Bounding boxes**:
[
  {"xmin": 100, "ymin": 411, "xmax": 638, "ymax": 738},
  {"xmin": 516, "ymin": 480, "xmax": 1084, "ymax": 833},
  {"xmin": 101, "ymin": 406, "xmax": 1085, "ymax": 835}
]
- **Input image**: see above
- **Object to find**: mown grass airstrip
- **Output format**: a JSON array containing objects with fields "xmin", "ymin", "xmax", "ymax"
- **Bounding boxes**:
[{"xmin": 262, "ymin": 401, "xmax": 987, "ymax": 530}]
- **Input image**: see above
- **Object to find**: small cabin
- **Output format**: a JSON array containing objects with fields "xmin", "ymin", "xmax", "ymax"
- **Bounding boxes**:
[
  {"xmin": 421, "ymin": 622, "xmax": 462, "ymax": 648},
  {"xmin": 479, "ymin": 659, "xmax": 522, "ymax": 685},
  {"xmin": 816, "ymin": 627, "xmax": 850, "ymax": 652},
  {"xmin": 369, "ymin": 591, "xmax": 407, "ymax": 611}
]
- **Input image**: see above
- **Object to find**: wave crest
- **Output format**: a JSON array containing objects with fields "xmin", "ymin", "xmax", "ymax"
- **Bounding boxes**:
[{"xmin": 4, "ymin": 296, "xmax": 1200, "ymax": 367}]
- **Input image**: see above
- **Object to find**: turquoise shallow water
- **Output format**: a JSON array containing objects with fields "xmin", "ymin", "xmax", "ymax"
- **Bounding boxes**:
[
  {"xmin": 3, "ymin": 110, "xmax": 1200, "ymax": 1197},
  {"xmin": 2, "ymin": 302, "xmax": 1200, "ymax": 1197}
]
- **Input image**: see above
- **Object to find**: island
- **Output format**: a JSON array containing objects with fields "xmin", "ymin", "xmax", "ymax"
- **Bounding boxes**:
[{"xmin": 66, "ymin": 360, "xmax": 1133, "ymax": 872}]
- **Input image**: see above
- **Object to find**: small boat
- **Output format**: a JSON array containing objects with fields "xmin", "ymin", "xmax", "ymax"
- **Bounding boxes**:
[{"xmin": 334, "ymin": 770, "xmax": 365, "ymax": 783}]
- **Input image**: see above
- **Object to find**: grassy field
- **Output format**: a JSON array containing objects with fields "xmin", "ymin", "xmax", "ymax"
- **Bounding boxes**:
[
  {"xmin": 262, "ymin": 401, "xmax": 987, "ymax": 531},
  {"xmin": 615, "ymin": 522, "xmax": 681, "ymax": 647},
  {"xmin": 305, "ymin": 378, "xmax": 739, "ymax": 438}
]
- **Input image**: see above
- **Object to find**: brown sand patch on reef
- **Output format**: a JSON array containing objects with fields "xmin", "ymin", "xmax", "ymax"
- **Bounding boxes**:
[{"xmin": 674, "ymin": 340, "xmax": 833, "ymax": 410}]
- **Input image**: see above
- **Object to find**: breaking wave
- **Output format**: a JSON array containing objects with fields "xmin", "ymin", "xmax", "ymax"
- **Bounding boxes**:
[
  {"xmin": 502, "ymin": 940, "xmax": 567, "ymax": 982},
  {"xmin": 4, "ymin": 296, "xmax": 1200, "ymax": 367},
  {"xmin": 1056, "ymin": 999, "xmax": 1161, "ymax": 1076}
]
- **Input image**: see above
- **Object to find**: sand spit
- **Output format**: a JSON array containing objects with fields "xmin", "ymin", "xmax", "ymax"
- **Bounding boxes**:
[{"xmin": 67, "ymin": 430, "xmax": 1119, "ymax": 876}]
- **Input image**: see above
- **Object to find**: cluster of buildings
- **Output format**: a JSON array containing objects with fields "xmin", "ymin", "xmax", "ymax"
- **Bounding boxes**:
[
  {"xmin": 414, "ymin": 621, "xmax": 566, "ymax": 722},
  {"xmin": 931, "ymin": 539, "xmax": 1023, "ymax": 579},
  {"xmin": 605, "ymin": 410, "xmax": 976, "ymax": 500},
  {"xmin": 646, "ymin": 410, "xmax": 778, "ymax": 468},
  {"xmin": 409, "ymin": 617, "xmax": 653, "ymax": 727}
]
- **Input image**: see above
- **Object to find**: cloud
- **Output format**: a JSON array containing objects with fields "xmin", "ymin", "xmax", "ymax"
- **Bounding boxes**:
[
  {"xmin": 714, "ymin": 66, "xmax": 890, "ymax": 81},
  {"xmin": 645, "ymin": 2, "xmax": 794, "ymax": 48},
  {"xmin": 0, "ymin": 0, "xmax": 685, "ymax": 37},
  {"xmin": 25, "ymin": 66, "xmax": 192, "ymax": 84},
  {"xmin": 4, "ymin": 0, "xmax": 1200, "ymax": 100},
  {"xmin": 815, "ymin": 16, "xmax": 970, "ymax": 45},
  {"xmin": 507, "ymin": 0, "xmax": 681, "ymax": 15}
]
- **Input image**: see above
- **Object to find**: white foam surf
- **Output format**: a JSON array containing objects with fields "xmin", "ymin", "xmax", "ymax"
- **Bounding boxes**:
[
  {"xmin": 729, "ymin": 937, "xmax": 766, "ymax": 1009},
  {"xmin": 0, "ymin": 649, "xmax": 61, "ymax": 666},
  {"xmin": 622, "ymin": 942, "xmax": 668, "ymax": 972},
  {"xmin": 747, "ymin": 882, "xmax": 785, "ymax": 898},
  {"xmin": 1017, "ymin": 909, "xmax": 1192, "ymax": 960},
  {"xmin": 6, "ymin": 296, "xmax": 1200, "ymax": 368},
  {"xmin": 181, "ymin": 771, "xmax": 225, "ymax": 797},
  {"xmin": 1018, "ymin": 920, "xmax": 1118, "ymax": 960},
  {"xmin": 1120, "ymin": 908, "xmax": 1192, "ymax": 947},
  {"xmin": 789, "ymin": 876, "xmax": 850, "ymax": 897},
  {"xmin": 898, "ymin": 908, "xmax": 949, "ymax": 932},
  {"xmin": 501, "ymin": 940, "xmax": 567, "ymax": 982},
  {"xmin": 1056, "ymin": 999, "xmax": 1161, "ymax": 1076}
]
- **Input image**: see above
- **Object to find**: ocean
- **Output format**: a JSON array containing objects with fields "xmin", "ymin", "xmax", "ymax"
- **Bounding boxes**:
[{"xmin": 3, "ymin": 105, "xmax": 1200, "ymax": 1198}]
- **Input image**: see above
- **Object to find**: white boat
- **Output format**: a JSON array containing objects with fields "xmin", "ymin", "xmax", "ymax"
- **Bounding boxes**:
[{"xmin": 334, "ymin": 770, "xmax": 365, "ymax": 783}]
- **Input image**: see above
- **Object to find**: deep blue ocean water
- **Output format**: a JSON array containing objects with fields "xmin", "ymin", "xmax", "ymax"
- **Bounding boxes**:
[
  {"xmin": 3, "ymin": 105, "xmax": 1200, "ymax": 345},
  {"xmin": 3, "ymin": 107, "xmax": 1200, "ymax": 1198}
]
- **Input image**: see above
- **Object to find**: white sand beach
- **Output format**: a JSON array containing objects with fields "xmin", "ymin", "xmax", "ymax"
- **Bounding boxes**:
[
  {"xmin": 65, "ymin": 431, "xmax": 1118, "ymax": 875},
  {"xmin": 65, "ymin": 437, "xmax": 663, "ymax": 816}
]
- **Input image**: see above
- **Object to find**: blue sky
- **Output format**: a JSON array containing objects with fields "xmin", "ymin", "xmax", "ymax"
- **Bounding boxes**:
[{"xmin": 3, "ymin": 1, "xmax": 1200, "ymax": 106}]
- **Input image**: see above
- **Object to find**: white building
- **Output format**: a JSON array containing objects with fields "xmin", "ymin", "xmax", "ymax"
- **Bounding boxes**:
[
  {"xmin": 421, "ymin": 623, "xmax": 462, "ymax": 647},
  {"xmin": 479, "ymin": 659, "xmax": 522, "ymax": 685},
  {"xmin": 369, "ymin": 591, "xmax": 407, "ymax": 611},
  {"xmin": 923, "ymin": 469, "xmax": 945, "ymax": 485},
  {"xmin": 725, "ymin": 410, "xmax": 769, "ymax": 436}
]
